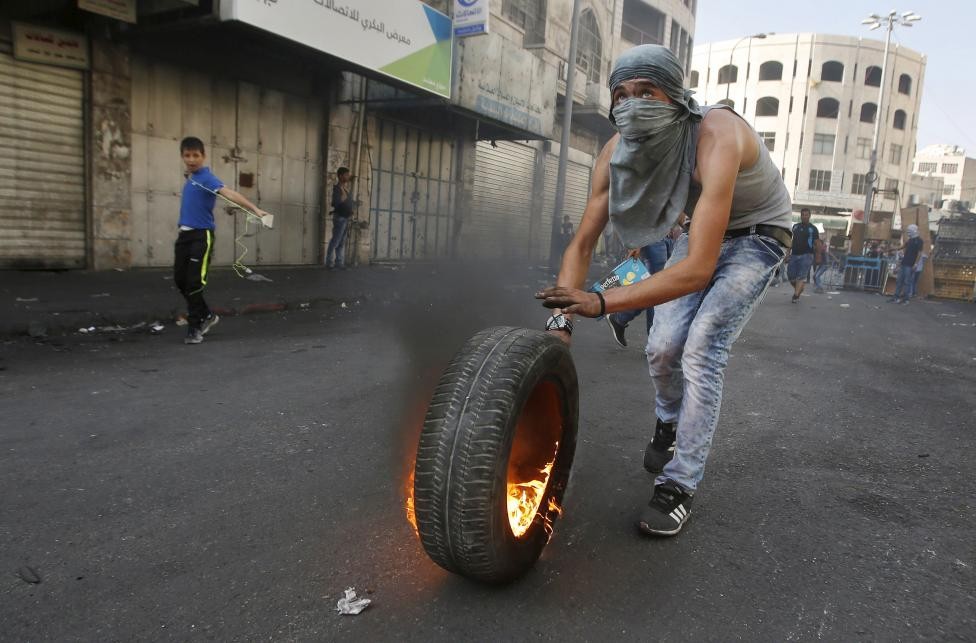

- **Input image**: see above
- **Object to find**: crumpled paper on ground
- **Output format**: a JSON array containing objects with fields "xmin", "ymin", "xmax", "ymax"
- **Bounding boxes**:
[{"xmin": 336, "ymin": 587, "xmax": 371, "ymax": 615}]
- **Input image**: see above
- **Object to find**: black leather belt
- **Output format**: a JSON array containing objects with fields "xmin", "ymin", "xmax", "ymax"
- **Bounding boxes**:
[{"xmin": 726, "ymin": 224, "xmax": 792, "ymax": 249}]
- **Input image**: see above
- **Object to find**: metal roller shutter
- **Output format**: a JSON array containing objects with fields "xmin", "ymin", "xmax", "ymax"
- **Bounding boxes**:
[
  {"xmin": 541, "ymin": 153, "xmax": 592, "ymax": 257},
  {"xmin": 0, "ymin": 48, "xmax": 86, "ymax": 268},
  {"xmin": 469, "ymin": 140, "xmax": 536, "ymax": 259}
]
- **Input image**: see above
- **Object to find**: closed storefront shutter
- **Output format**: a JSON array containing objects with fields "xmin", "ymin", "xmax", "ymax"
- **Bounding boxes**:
[
  {"xmin": 369, "ymin": 118, "xmax": 457, "ymax": 261},
  {"xmin": 542, "ymin": 153, "xmax": 592, "ymax": 258},
  {"xmin": 469, "ymin": 140, "xmax": 537, "ymax": 260},
  {"xmin": 130, "ymin": 56, "xmax": 323, "ymax": 267},
  {"xmin": 0, "ymin": 48, "xmax": 86, "ymax": 268}
]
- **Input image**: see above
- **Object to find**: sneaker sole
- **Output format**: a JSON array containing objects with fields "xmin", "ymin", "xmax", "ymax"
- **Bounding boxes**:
[
  {"xmin": 638, "ymin": 515, "xmax": 689, "ymax": 536},
  {"xmin": 201, "ymin": 315, "xmax": 220, "ymax": 336},
  {"xmin": 605, "ymin": 316, "xmax": 626, "ymax": 348}
]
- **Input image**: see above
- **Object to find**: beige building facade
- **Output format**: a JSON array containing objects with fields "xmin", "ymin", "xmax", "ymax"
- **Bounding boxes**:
[
  {"xmin": 912, "ymin": 144, "xmax": 976, "ymax": 210},
  {"xmin": 691, "ymin": 33, "xmax": 926, "ymax": 217}
]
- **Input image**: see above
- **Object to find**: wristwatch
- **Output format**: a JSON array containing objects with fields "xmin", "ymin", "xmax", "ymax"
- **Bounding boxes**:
[{"xmin": 545, "ymin": 313, "xmax": 573, "ymax": 335}]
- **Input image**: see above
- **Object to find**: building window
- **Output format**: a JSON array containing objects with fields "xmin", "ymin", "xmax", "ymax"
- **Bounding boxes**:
[
  {"xmin": 620, "ymin": 0, "xmax": 666, "ymax": 46},
  {"xmin": 576, "ymin": 10, "xmax": 603, "ymax": 84},
  {"xmin": 813, "ymin": 133, "xmax": 835, "ymax": 155},
  {"xmin": 689, "ymin": 70, "xmax": 699, "ymax": 88},
  {"xmin": 851, "ymin": 173, "xmax": 867, "ymax": 195},
  {"xmin": 717, "ymin": 98, "xmax": 735, "ymax": 108},
  {"xmin": 821, "ymin": 60, "xmax": 844, "ymax": 82},
  {"xmin": 944, "ymin": 184, "xmax": 956, "ymax": 196},
  {"xmin": 755, "ymin": 97, "xmax": 779, "ymax": 117},
  {"xmin": 889, "ymin": 143, "xmax": 903, "ymax": 164},
  {"xmin": 717, "ymin": 64, "xmax": 738, "ymax": 84},
  {"xmin": 668, "ymin": 25, "xmax": 691, "ymax": 72},
  {"xmin": 758, "ymin": 61, "xmax": 783, "ymax": 81},
  {"xmin": 502, "ymin": 0, "xmax": 547, "ymax": 42},
  {"xmin": 917, "ymin": 162, "xmax": 937, "ymax": 173},
  {"xmin": 860, "ymin": 102, "xmax": 877, "ymax": 124},
  {"xmin": 884, "ymin": 178, "xmax": 899, "ymax": 197},
  {"xmin": 864, "ymin": 65, "xmax": 882, "ymax": 86},
  {"xmin": 942, "ymin": 163, "xmax": 959, "ymax": 174},
  {"xmin": 893, "ymin": 109, "xmax": 907, "ymax": 130},
  {"xmin": 856, "ymin": 137, "xmax": 871, "ymax": 159},
  {"xmin": 809, "ymin": 170, "xmax": 832, "ymax": 191},
  {"xmin": 816, "ymin": 98, "xmax": 839, "ymax": 119},
  {"xmin": 758, "ymin": 131, "xmax": 776, "ymax": 151},
  {"xmin": 898, "ymin": 73, "xmax": 912, "ymax": 95}
]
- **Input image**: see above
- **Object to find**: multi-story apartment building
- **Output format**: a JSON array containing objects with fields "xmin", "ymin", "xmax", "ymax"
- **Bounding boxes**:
[
  {"xmin": 691, "ymin": 33, "xmax": 926, "ymax": 218},
  {"xmin": 912, "ymin": 145, "xmax": 976, "ymax": 210},
  {"xmin": 1, "ymin": 0, "xmax": 695, "ymax": 270}
]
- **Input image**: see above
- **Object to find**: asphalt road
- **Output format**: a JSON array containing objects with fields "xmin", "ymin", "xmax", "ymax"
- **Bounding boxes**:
[{"xmin": 2, "ymin": 269, "xmax": 974, "ymax": 641}]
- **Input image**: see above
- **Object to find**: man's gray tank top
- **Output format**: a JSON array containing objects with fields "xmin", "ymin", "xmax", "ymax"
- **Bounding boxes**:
[{"xmin": 684, "ymin": 104, "xmax": 793, "ymax": 231}]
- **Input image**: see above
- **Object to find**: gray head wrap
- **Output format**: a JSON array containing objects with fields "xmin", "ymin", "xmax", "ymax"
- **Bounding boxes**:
[{"xmin": 607, "ymin": 45, "xmax": 704, "ymax": 248}]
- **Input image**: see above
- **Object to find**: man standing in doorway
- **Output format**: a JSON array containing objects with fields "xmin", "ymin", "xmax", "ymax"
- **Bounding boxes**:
[
  {"xmin": 326, "ymin": 167, "xmax": 354, "ymax": 269},
  {"xmin": 788, "ymin": 208, "xmax": 819, "ymax": 303}
]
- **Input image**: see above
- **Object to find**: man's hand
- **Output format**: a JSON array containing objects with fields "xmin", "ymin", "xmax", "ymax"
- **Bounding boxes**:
[
  {"xmin": 547, "ymin": 329, "xmax": 571, "ymax": 345},
  {"xmin": 626, "ymin": 248, "xmax": 641, "ymax": 259},
  {"xmin": 535, "ymin": 287, "xmax": 602, "ymax": 317}
]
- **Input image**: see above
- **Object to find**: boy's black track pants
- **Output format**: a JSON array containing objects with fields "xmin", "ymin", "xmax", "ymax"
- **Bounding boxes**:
[{"xmin": 173, "ymin": 229, "xmax": 214, "ymax": 330}]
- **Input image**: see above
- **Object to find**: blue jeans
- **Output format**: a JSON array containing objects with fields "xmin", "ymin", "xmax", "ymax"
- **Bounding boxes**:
[
  {"xmin": 646, "ymin": 233, "xmax": 785, "ymax": 492},
  {"xmin": 814, "ymin": 263, "xmax": 828, "ymax": 289},
  {"xmin": 326, "ymin": 216, "xmax": 350, "ymax": 267},
  {"xmin": 610, "ymin": 238, "xmax": 672, "ymax": 335},
  {"xmin": 893, "ymin": 264, "xmax": 914, "ymax": 300}
]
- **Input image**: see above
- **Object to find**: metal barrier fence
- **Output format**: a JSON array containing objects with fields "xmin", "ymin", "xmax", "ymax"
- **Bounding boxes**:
[{"xmin": 843, "ymin": 256, "xmax": 885, "ymax": 290}]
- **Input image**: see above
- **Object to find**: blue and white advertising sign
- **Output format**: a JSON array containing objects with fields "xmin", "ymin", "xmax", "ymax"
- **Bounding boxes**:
[{"xmin": 454, "ymin": 0, "xmax": 489, "ymax": 37}]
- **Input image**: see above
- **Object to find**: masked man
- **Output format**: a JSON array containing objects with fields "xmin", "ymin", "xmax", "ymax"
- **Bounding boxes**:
[{"xmin": 536, "ymin": 45, "xmax": 793, "ymax": 536}]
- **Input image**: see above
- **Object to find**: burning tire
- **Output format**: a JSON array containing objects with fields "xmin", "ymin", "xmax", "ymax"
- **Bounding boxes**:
[{"xmin": 413, "ymin": 327, "xmax": 578, "ymax": 583}]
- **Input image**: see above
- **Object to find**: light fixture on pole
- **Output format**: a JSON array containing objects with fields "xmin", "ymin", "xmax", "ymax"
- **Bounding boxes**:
[
  {"xmin": 855, "ymin": 10, "xmax": 922, "ymax": 255},
  {"xmin": 725, "ymin": 33, "xmax": 767, "ymax": 102}
]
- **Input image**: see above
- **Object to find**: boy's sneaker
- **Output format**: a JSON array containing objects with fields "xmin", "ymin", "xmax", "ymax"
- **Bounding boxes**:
[
  {"xmin": 643, "ymin": 419, "xmax": 676, "ymax": 473},
  {"xmin": 606, "ymin": 314, "xmax": 627, "ymax": 347},
  {"xmin": 638, "ymin": 480, "xmax": 693, "ymax": 536},
  {"xmin": 201, "ymin": 313, "xmax": 220, "ymax": 335},
  {"xmin": 184, "ymin": 329, "xmax": 204, "ymax": 345}
]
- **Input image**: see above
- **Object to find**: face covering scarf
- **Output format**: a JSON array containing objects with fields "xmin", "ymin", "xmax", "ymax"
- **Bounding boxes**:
[{"xmin": 608, "ymin": 45, "xmax": 704, "ymax": 248}]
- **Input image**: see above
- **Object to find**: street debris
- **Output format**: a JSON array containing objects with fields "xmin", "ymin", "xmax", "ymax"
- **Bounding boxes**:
[
  {"xmin": 90, "ymin": 293, "xmax": 111, "ymax": 298},
  {"xmin": 341, "ymin": 302, "xmax": 348, "ymax": 309},
  {"xmin": 17, "ymin": 566, "xmax": 41, "ymax": 584},
  {"xmin": 27, "ymin": 322, "xmax": 47, "ymax": 338},
  {"xmin": 298, "ymin": 302, "xmax": 311, "ymax": 310},
  {"xmin": 150, "ymin": 322, "xmax": 165, "ymax": 334},
  {"xmin": 246, "ymin": 272, "xmax": 273, "ymax": 282},
  {"xmin": 335, "ymin": 587, "xmax": 371, "ymax": 615},
  {"xmin": 15, "ymin": 297, "xmax": 38, "ymax": 302},
  {"xmin": 839, "ymin": 303, "xmax": 851, "ymax": 308},
  {"xmin": 78, "ymin": 326, "xmax": 97, "ymax": 334}
]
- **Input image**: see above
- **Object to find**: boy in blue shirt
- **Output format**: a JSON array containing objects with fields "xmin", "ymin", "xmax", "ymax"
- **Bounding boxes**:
[{"xmin": 175, "ymin": 136, "xmax": 268, "ymax": 345}]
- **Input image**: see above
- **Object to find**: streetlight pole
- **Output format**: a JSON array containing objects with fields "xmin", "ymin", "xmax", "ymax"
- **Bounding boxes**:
[
  {"xmin": 853, "ymin": 10, "xmax": 921, "ymax": 255},
  {"xmin": 725, "ymin": 33, "xmax": 767, "ymax": 103},
  {"xmin": 550, "ymin": 0, "xmax": 582, "ymax": 269}
]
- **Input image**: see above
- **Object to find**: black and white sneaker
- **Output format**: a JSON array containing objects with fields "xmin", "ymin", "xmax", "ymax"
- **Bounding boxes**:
[
  {"xmin": 606, "ymin": 314, "xmax": 627, "ymax": 347},
  {"xmin": 184, "ymin": 328, "xmax": 204, "ymax": 345},
  {"xmin": 643, "ymin": 419, "xmax": 676, "ymax": 473},
  {"xmin": 200, "ymin": 313, "xmax": 220, "ymax": 335},
  {"xmin": 638, "ymin": 481, "xmax": 693, "ymax": 536}
]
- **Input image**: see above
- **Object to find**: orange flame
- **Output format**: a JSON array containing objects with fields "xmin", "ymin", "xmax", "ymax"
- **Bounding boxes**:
[
  {"xmin": 507, "ymin": 444, "xmax": 558, "ymax": 538},
  {"xmin": 406, "ymin": 468, "xmax": 418, "ymax": 536}
]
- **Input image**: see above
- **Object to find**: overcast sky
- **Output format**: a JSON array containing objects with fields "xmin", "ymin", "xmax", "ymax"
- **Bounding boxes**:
[{"xmin": 693, "ymin": 0, "xmax": 976, "ymax": 153}]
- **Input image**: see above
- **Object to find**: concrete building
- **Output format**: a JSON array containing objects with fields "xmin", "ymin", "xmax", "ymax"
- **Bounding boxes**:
[
  {"xmin": 1, "ymin": 0, "xmax": 695, "ymax": 271},
  {"xmin": 691, "ymin": 33, "xmax": 926, "ymax": 218},
  {"xmin": 912, "ymin": 144, "xmax": 976, "ymax": 210},
  {"xmin": 904, "ymin": 172, "xmax": 945, "ymax": 208}
]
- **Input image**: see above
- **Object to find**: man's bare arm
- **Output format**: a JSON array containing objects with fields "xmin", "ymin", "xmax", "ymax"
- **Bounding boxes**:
[{"xmin": 538, "ymin": 110, "xmax": 744, "ymax": 316}]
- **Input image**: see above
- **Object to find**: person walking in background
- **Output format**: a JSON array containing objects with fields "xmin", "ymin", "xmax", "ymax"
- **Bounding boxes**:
[
  {"xmin": 605, "ymin": 237, "xmax": 672, "ymax": 347},
  {"xmin": 889, "ymin": 224, "xmax": 924, "ymax": 304},
  {"xmin": 813, "ymin": 236, "xmax": 829, "ymax": 293},
  {"xmin": 787, "ymin": 208, "xmax": 818, "ymax": 303},
  {"xmin": 326, "ymin": 167, "xmax": 354, "ymax": 269}
]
